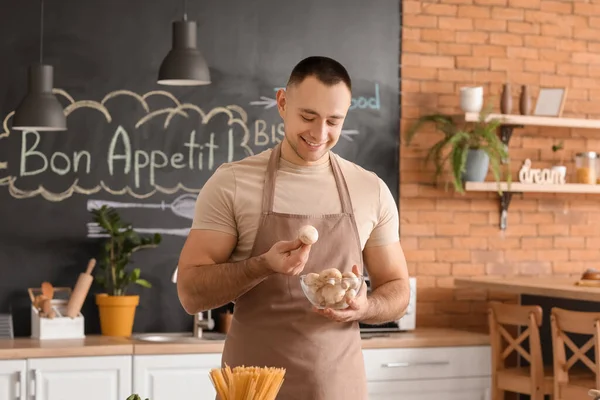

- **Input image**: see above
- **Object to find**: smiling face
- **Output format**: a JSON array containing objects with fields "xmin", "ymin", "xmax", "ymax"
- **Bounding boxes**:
[{"xmin": 277, "ymin": 75, "xmax": 352, "ymax": 165}]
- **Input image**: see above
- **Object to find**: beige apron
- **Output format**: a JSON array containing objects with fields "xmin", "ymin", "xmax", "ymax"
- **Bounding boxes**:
[{"xmin": 221, "ymin": 142, "xmax": 368, "ymax": 400}]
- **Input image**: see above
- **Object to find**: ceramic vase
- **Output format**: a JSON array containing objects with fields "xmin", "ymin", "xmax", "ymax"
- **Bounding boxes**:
[{"xmin": 500, "ymin": 83, "xmax": 512, "ymax": 114}]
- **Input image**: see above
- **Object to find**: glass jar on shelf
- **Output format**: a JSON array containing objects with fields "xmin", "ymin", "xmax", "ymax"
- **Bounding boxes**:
[{"xmin": 575, "ymin": 152, "xmax": 597, "ymax": 184}]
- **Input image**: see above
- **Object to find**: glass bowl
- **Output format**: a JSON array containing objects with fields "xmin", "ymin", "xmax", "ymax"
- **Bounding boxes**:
[{"xmin": 300, "ymin": 272, "xmax": 364, "ymax": 310}]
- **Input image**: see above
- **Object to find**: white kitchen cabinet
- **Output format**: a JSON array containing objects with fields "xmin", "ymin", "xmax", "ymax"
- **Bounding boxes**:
[
  {"xmin": 363, "ymin": 346, "xmax": 491, "ymax": 400},
  {"xmin": 132, "ymin": 353, "xmax": 222, "ymax": 400},
  {"xmin": 0, "ymin": 359, "xmax": 26, "ymax": 400},
  {"xmin": 0, "ymin": 342, "xmax": 491, "ymax": 399},
  {"xmin": 27, "ymin": 355, "xmax": 131, "ymax": 400},
  {"xmin": 368, "ymin": 377, "xmax": 490, "ymax": 400}
]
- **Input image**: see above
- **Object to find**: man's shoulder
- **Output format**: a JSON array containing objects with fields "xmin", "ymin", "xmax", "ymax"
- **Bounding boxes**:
[
  {"xmin": 226, "ymin": 148, "xmax": 271, "ymax": 169},
  {"xmin": 212, "ymin": 148, "xmax": 271, "ymax": 178},
  {"xmin": 332, "ymin": 152, "xmax": 380, "ymax": 185}
]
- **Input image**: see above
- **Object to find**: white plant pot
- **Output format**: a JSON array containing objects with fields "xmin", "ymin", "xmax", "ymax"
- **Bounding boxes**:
[{"xmin": 460, "ymin": 86, "xmax": 484, "ymax": 113}]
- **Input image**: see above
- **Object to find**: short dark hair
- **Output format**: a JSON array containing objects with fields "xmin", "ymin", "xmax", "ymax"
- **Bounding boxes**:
[{"xmin": 286, "ymin": 56, "xmax": 352, "ymax": 92}]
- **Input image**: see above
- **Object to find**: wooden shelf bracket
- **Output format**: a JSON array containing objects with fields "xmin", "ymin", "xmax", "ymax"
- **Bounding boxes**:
[
  {"xmin": 499, "ymin": 124, "xmax": 523, "ymax": 146},
  {"xmin": 499, "ymin": 124, "xmax": 523, "ymax": 164},
  {"xmin": 499, "ymin": 191, "xmax": 514, "ymax": 231}
]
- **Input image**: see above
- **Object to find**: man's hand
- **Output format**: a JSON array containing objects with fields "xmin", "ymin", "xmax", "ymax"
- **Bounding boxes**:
[
  {"xmin": 312, "ymin": 265, "xmax": 369, "ymax": 323},
  {"xmin": 263, "ymin": 239, "xmax": 311, "ymax": 276}
]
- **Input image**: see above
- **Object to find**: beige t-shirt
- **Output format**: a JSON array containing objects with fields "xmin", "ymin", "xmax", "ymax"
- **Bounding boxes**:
[{"xmin": 191, "ymin": 148, "xmax": 399, "ymax": 262}]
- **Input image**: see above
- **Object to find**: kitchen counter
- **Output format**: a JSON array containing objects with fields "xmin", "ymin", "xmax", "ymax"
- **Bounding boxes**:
[
  {"xmin": 0, "ymin": 328, "xmax": 489, "ymax": 359},
  {"xmin": 455, "ymin": 276, "xmax": 600, "ymax": 302},
  {"xmin": 0, "ymin": 335, "xmax": 133, "ymax": 360}
]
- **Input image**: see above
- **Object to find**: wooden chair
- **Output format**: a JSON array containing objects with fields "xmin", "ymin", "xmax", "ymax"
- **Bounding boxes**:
[
  {"xmin": 488, "ymin": 301, "xmax": 553, "ymax": 400},
  {"xmin": 550, "ymin": 307, "xmax": 600, "ymax": 400}
]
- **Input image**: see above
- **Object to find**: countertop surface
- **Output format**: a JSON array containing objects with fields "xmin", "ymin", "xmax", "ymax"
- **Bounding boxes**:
[
  {"xmin": 0, "ymin": 328, "xmax": 489, "ymax": 359},
  {"xmin": 455, "ymin": 276, "xmax": 600, "ymax": 302}
]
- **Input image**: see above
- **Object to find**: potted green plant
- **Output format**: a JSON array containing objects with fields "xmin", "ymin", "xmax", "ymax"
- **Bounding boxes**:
[
  {"xmin": 126, "ymin": 395, "xmax": 149, "ymax": 400},
  {"xmin": 404, "ymin": 108, "xmax": 510, "ymax": 194},
  {"xmin": 551, "ymin": 140, "xmax": 567, "ymax": 183},
  {"xmin": 90, "ymin": 205, "xmax": 161, "ymax": 337}
]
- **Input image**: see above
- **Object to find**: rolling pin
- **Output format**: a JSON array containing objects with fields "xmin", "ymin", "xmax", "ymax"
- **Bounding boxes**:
[{"xmin": 66, "ymin": 258, "xmax": 96, "ymax": 318}]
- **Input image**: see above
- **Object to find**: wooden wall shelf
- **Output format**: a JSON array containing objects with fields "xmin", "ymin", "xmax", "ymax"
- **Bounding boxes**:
[
  {"xmin": 463, "ymin": 112, "xmax": 600, "ymax": 130},
  {"xmin": 465, "ymin": 182, "xmax": 600, "ymax": 194},
  {"xmin": 462, "ymin": 112, "xmax": 600, "ymax": 146}
]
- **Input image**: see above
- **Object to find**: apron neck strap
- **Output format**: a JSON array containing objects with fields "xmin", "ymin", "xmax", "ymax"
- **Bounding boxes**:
[{"xmin": 261, "ymin": 142, "xmax": 354, "ymax": 214}]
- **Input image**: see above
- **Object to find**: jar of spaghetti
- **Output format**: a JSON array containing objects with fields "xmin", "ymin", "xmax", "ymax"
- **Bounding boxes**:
[{"xmin": 575, "ymin": 152, "xmax": 597, "ymax": 184}]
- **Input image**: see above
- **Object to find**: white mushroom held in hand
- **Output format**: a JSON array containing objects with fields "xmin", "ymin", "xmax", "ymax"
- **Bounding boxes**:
[
  {"xmin": 342, "ymin": 271, "xmax": 361, "ymax": 290},
  {"xmin": 320, "ymin": 285, "xmax": 346, "ymax": 305},
  {"xmin": 345, "ymin": 289, "xmax": 357, "ymax": 302},
  {"xmin": 298, "ymin": 225, "xmax": 319, "ymax": 245},
  {"xmin": 304, "ymin": 272, "xmax": 320, "ymax": 286}
]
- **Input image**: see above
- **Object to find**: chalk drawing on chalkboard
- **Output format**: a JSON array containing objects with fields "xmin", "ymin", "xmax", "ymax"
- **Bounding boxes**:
[
  {"xmin": 250, "ymin": 96, "xmax": 277, "ymax": 109},
  {"xmin": 95, "ymin": 182, "xmax": 198, "ymax": 199},
  {"xmin": 86, "ymin": 194, "xmax": 197, "ymax": 220},
  {"xmin": 227, "ymin": 105, "xmax": 248, "ymax": 123},
  {"xmin": 102, "ymin": 90, "xmax": 151, "ymax": 112},
  {"xmin": 86, "ymin": 222, "xmax": 189, "ymax": 238},
  {"xmin": 340, "ymin": 129, "xmax": 359, "ymax": 142},
  {"xmin": 142, "ymin": 90, "xmax": 186, "ymax": 107},
  {"xmin": 52, "ymin": 89, "xmax": 76, "ymax": 104},
  {"xmin": 0, "ymin": 89, "xmax": 259, "ymax": 201},
  {"xmin": 64, "ymin": 100, "xmax": 112, "ymax": 122},
  {"xmin": 134, "ymin": 108, "xmax": 190, "ymax": 128}
]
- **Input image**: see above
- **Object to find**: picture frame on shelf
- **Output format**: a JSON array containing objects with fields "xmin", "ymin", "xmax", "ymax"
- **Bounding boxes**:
[{"xmin": 533, "ymin": 87, "xmax": 567, "ymax": 117}]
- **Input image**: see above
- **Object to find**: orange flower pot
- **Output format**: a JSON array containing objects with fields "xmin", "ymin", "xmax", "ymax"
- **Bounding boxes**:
[{"xmin": 96, "ymin": 294, "xmax": 139, "ymax": 337}]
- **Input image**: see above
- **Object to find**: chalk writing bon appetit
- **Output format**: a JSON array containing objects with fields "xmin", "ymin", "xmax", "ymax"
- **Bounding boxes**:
[{"xmin": 20, "ymin": 127, "xmax": 223, "ymax": 188}]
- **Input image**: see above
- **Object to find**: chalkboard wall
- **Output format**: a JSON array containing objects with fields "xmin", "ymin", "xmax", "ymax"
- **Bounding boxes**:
[{"xmin": 0, "ymin": 0, "xmax": 401, "ymax": 336}]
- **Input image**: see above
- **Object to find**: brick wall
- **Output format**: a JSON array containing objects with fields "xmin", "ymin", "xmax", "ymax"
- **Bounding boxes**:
[{"xmin": 400, "ymin": 0, "xmax": 600, "ymax": 330}]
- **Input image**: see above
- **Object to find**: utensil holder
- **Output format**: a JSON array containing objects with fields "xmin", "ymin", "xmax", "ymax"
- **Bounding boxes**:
[{"xmin": 29, "ymin": 287, "xmax": 85, "ymax": 340}]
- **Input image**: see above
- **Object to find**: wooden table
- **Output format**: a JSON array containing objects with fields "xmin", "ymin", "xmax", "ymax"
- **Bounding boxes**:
[{"xmin": 455, "ymin": 275, "xmax": 600, "ymax": 302}]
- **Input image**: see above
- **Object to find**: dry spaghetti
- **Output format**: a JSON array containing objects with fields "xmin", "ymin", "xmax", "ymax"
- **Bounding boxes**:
[{"xmin": 209, "ymin": 364, "xmax": 286, "ymax": 400}]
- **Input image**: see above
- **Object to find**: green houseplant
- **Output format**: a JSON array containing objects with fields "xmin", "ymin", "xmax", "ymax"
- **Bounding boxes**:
[
  {"xmin": 404, "ymin": 108, "xmax": 510, "ymax": 194},
  {"xmin": 126, "ymin": 395, "xmax": 149, "ymax": 400},
  {"xmin": 90, "ymin": 205, "xmax": 161, "ymax": 337}
]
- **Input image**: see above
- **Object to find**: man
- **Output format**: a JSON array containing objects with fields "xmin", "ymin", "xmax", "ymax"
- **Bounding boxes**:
[{"xmin": 177, "ymin": 56, "xmax": 410, "ymax": 400}]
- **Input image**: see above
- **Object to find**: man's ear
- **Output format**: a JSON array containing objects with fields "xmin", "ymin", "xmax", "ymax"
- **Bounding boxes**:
[{"xmin": 276, "ymin": 88, "xmax": 287, "ymax": 118}]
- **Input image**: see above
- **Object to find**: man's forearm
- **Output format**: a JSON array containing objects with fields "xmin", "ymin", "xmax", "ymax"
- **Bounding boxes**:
[
  {"xmin": 177, "ymin": 255, "xmax": 273, "ymax": 314},
  {"xmin": 361, "ymin": 279, "xmax": 410, "ymax": 325}
]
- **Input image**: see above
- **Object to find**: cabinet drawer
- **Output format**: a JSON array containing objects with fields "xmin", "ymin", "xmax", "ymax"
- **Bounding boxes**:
[{"xmin": 363, "ymin": 346, "xmax": 491, "ymax": 381}]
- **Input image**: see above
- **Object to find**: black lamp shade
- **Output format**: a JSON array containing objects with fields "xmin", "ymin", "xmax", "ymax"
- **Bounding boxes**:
[
  {"xmin": 158, "ymin": 20, "xmax": 211, "ymax": 86},
  {"xmin": 13, "ymin": 64, "xmax": 67, "ymax": 131}
]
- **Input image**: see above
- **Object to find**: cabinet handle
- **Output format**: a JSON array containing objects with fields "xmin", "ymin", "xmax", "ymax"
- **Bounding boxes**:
[
  {"xmin": 381, "ymin": 360, "xmax": 450, "ymax": 368},
  {"xmin": 30, "ymin": 369, "xmax": 42, "ymax": 400},
  {"xmin": 15, "ymin": 371, "xmax": 22, "ymax": 399}
]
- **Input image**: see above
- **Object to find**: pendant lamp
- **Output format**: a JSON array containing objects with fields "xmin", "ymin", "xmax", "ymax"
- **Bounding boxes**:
[
  {"xmin": 157, "ymin": 0, "xmax": 211, "ymax": 86},
  {"xmin": 13, "ymin": 0, "xmax": 67, "ymax": 131}
]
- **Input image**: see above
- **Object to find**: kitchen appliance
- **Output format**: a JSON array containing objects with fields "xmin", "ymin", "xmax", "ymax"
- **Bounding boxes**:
[
  {"xmin": 359, "ymin": 276, "xmax": 416, "ymax": 333},
  {"xmin": 0, "ymin": 313, "xmax": 13, "ymax": 339}
]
